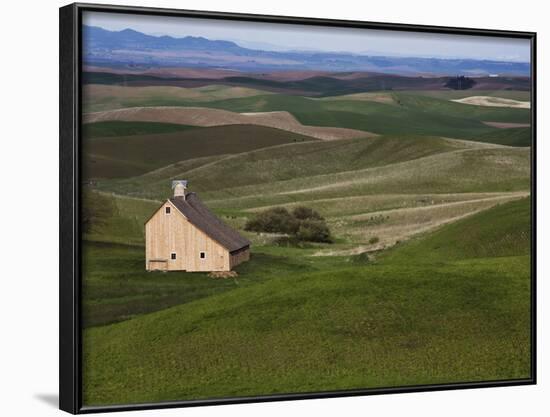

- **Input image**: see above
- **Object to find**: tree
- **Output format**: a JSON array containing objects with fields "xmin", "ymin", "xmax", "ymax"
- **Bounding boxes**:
[{"xmin": 444, "ymin": 75, "xmax": 476, "ymax": 90}]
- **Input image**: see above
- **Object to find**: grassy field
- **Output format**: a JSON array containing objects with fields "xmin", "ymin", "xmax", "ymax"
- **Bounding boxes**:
[
  {"xmin": 81, "ymin": 74, "xmax": 532, "ymax": 406},
  {"xmin": 83, "ymin": 124, "xmax": 317, "ymax": 179},
  {"xmin": 82, "ymin": 198, "xmax": 531, "ymax": 406},
  {"xmin": 94, "ymin": 135, "xmax": 530, "ymax": 200},
  {"xmin": 95, "ymin": 135, "xmax": 472, "ymax": 196},
  {"xmin": 157, "ymin": 92, "xmax": 530, "ymax": 138},
  {"xmin": 83, "ymin": 84, "xmax": 273, "ymax": 112},
  {"xmin": 82, "ymin": 71, "xmax": 531, "ymax": 96},
  {"xmin": 399, "ymin": 90, "xmax": 531, "ymax": 101},
  {"xmin": 101, "ymin": 146, "xmax": 529, "ymax": 206},
  {"xmin": 82, "ymin": 121, "xmax": 199, "ymax": 138},
  {"xmin": 83, "ymin": 86, "xmax": 530, "ymax": 141},
  {"xmin": 469, "ymin": 127, "xmax": 532, "ymax": 147}
]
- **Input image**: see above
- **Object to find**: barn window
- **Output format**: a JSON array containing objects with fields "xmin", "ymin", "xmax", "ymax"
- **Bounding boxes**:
[
  {"xmin": 165, "ymin": 206, "xmax": 171, "ymax": 214},
  {"xmin": 171, "ymin": 253, "xmax": 176, "ymax": 260},
  {"xmin": 200, "ymin": 252, "xmax": 206, "ymax": 259}
]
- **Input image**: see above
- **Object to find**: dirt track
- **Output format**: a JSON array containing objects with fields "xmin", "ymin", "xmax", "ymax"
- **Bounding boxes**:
[{"xmin": 314, "ymin": 191, "xmax": 529, "ymax": 256}]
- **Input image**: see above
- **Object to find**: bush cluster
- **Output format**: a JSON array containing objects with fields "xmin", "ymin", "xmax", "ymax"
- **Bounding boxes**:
[{"xmin": 245, "ymin": 206, "xmax": 332, "ymax": 243}]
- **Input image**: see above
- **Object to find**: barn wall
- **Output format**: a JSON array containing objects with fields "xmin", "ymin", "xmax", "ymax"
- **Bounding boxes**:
[
  {"xmin": 230, "ymin": 248, "xmax": 250, "ymax": 270},
  {"xmin": 145, "ymin": 200, "xmax": 230, "ymax": 271}
]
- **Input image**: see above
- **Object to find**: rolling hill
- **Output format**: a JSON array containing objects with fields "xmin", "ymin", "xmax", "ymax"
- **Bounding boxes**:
[
  {"xmin": 83, "ymin": 124, "xmax": 318, "ymax": 179},
  {"xmin": 98, "ymin": 140, "xmax": 529, "ymax": 205},
  {"xmin": 83, "ymin": 84, "xmax": 273, "ymax": 112},
  {"xmin": 383, "ymin": 197, "xmax": 531, "ymax": 263},
  {"xmin": 79, "ymin": 21, "xmax": 532, "ymax": 409},
  {"xmin": 98, "ymin": 135, "xmax": 490, "ymax": 197},
  {"xmin": 83, "ymin": 106, "xmax": 373, "ymax": 141},
  {"xmin": 468, "ymin": 127, "xmax": 531, "ymax": 147},
  {"xmin": 82, "ymin": 198, "xmax": 531, "ymax": 405},
  {"xmin": 207, "ymin": 146, "xmax": 529, "ymax": 201},
  {"xmin": 82, "ymin": 90, "xmax": 530, "ymax": 141},
  {"xmin": 82, "ymin": 121, "xmax": 199, "ymax": 138},
  {"xmin": 83, "ymin": 70, "xmax": 532, "ymax": 97}
]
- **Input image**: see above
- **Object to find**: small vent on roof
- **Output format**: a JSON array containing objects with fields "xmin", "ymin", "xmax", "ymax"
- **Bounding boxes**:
[{"xmin": 172, "ymin": 180, "xmax": 188, "ymax": 199}]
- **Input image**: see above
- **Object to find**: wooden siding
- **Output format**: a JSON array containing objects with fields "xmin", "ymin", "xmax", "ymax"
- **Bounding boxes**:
[
  {"xmin": 148, "ymin": 260, "xmax": 168, "ymax": 271},
  {"xmin": 145, "ymin": 200, "xmax": 230, "ymax": 272},
  {"xmin": 230, "ymin": 248, "xmax": 250, "ymax": 270}
]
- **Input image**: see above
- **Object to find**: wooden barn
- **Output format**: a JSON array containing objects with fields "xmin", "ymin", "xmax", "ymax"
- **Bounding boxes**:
[{"xmin": 145, "ymin": 180, "xmax": 250, "ymax": 272}]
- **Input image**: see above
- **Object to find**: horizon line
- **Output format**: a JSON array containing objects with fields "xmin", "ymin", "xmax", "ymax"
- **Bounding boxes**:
[{"xmin": 83, "ymin": 24, "xmax": 531, "ymax": 65}]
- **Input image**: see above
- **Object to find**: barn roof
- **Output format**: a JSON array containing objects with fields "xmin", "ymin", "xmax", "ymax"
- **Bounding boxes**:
[{"xmin": 169, "ymin": 193, "xmax": 250, "ymax": 253}]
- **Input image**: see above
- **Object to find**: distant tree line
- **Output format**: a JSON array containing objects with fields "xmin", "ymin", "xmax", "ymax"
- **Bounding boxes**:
[
  {"xmin": 245, "ymin": 206, "xmax": 332, "ymax": 243},
  {"xmin": 445, "ymin": 75, "xmax": 476, "ymax": 90}
]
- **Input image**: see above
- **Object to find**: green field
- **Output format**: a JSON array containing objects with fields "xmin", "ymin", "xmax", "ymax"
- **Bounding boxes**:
[
  {"xmin": 469, "ymin": 127, "xmax": 532, "ymax": 147},
  {"xmin": 83, "ymin": 71, "xmax": 531, "ymax": 97},
  {"xmin": 82, "ymin": 121, "xmax": 199, "ymax": 138},
  {"xmin": 96, "ymin": 141, "xmax": 530, "ymax": 205},
  {"xmin": 83, "ymin": 199, "xmax": 531, "ymax": 405},
  {"xmin": 84, "ymin": 86, "xmax": 530, "ymax": 141},
  {"xmin": 81, "ymin": 75, "xmax": 532, "ymax": 406}
]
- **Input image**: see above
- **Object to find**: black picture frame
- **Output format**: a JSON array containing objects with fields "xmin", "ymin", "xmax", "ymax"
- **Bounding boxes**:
[{"xmin": 59, "ymin": 2, "xmax": 537, "ymax": 414}]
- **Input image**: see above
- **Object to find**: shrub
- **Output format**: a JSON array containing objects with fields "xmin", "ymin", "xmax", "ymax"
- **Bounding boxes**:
[
  {"xmin": 292, "ymin": 206, "xmax": 324, "ymax": 221},
  {"xmin": 296, "ymin": 220, "xmax": 333, "ymax": 243},
  {"xmin": 353, "ymin": 252, "xmax": 370, "ymax": 263},
  {"xmin": 369, "ymin": 236, "xmax": 380, "ymax": 244},
  {"xmin": 364, "ymin": 215, "xmax": 387, "ymax": 227},
  {"xmin": 245, "ymin": 206, "xmax": 332, "ymax": 243},
  {"xmin": 245, "ymin": 207, "xmax": 299, "ymax": 234}
]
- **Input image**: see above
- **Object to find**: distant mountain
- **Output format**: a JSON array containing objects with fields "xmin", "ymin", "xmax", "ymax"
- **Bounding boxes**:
[
  {"xmin": 83, "ymin": 26, "xmax": 244, "ymax": 53},
  {"xmin": 83, "ymin": 25, "xmax": 530, "ymax": 76}
]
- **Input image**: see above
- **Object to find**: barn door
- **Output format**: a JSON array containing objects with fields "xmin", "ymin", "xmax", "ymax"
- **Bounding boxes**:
[{"xmin": 148, "ymin": 260, "xmax": 168, "ymax": 271}]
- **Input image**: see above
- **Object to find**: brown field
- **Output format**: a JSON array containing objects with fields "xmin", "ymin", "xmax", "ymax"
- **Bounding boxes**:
[
  {"xmin": 83, "ymin": 67, "xmax": 371, "ymax": 82},
  {"xmin": 83, "ymin": 106, "xmax": 376, "ymax": 141},
  {"xmin": 245, "ymin": 70, "xmax": 333, "ymax": 81},
  {"xmin": 452, "ymin": 96, "xmax": 531, "ymax": 109},
  {"xmin": 83, "ymin": 65, "xmax": 245, "ymax": 79}
]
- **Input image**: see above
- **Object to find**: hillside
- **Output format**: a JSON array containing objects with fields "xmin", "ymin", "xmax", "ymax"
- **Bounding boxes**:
[
  {"xmin": 108, "ymin": 145, "xmax": 528, "ymax": 205},
  {"xmin": 83, "ymin": 106, "xmax": 373, "ymax": 141},
  {"xmin": 83, "ymin": 198, "xmax": 531, "ymax": 405},
  {"xmin": 83, "ymin": 70, "xmax": 531, "ymax": 94},
  {"xmin": 82, "ymin": 121, "xmax": 198, "ymax": 138},
  {"xmin": 383, "ymin": 197, "xmax": 531, "ymax": 263},
  {"xmin": 92, "ymin": 135, "xmax": 530, "ymax": 254},
  {"xmin": 88, "ymin": 92, "xmax": 528, "ymax": 140},
  {"xmin": 469, "ymin": 127, "xmax": 532, "ymax": 147},
  {"xmin": 98, "ymin": 135, "xmax": 500, "ymax": 198},
  {"xmin": 79, "ymin": 19, "xmax": 533, "ymax": 409},
  {"xmin": 83, "ymin": 84, "xmax": 273, "ymax": 112},
  {"xmin": 83, "ymin": 124, "xmax": 318, "ymax": 179}
]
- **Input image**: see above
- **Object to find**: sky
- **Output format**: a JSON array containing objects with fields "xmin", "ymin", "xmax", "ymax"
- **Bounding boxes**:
[{"xmin": 83, "ymin": 11, "xmax": 530, "ymax": 62}]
